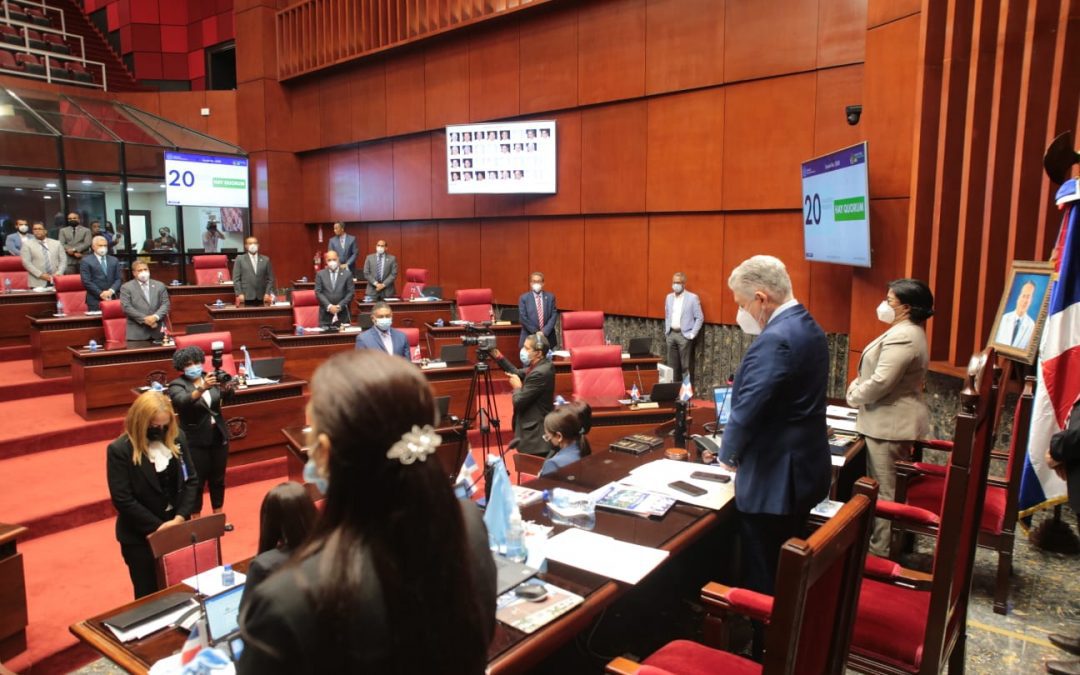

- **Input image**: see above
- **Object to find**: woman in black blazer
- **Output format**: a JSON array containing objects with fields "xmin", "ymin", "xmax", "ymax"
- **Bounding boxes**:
[
  {"xmin": 167, "ymin": 345, "xmax": 234, "ymax": 526},
  {"xmin": 106, "ymin": 391, "xmax": 199, "ymax": 599},
  {"xmin": 240, "ymin": 481, "xmax": 317, "ymax": 610}
]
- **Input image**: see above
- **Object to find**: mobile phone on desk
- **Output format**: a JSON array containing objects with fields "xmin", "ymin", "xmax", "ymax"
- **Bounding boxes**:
[
  {"xmin": 668, "ymin": 480, "xmax": 707, "ymax": 497},
  {"xmin": 690, "ymin": 471, "xmax": 730, "ymax": 483}
]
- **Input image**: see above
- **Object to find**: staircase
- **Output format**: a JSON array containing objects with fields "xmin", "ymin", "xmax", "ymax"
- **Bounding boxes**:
[{"xmin": 49, "ymin": 0, "xmax": 141, "ymax": 91}]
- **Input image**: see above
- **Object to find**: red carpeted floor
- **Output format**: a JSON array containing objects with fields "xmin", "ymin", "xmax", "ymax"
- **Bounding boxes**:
[
  {"xmin": 0, "ymin": 393, "xmax": 122, "ymax": 461},
  {"xmin": 0, "ymin": 360, "xmax": 71, "ymax": 403}
]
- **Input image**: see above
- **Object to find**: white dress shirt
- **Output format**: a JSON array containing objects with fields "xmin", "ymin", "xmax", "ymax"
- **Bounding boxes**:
[{"xmin": 670, "ymin": 293, "xmax": 684, "ymax": 331}]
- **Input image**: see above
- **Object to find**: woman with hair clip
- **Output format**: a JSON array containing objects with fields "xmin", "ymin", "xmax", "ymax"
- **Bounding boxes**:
[
  {"xmin": 540, "ymin": 402, "xmax": 593, "ymax": 476},
  {"xmin": 240, "ymin": 482, "xmax": 317, "ymax": 609},
  {"xmin": 238, "ymin": 350, "xmax": 497, "ymax": 674},
  {"xmin": 106, "ymin": 391, "xmax": 199, "ymax": 598}
]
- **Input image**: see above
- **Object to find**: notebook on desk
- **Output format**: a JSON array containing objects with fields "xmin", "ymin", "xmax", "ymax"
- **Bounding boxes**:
[{"xmin": 103, "ymin": 592, "xmax": 196, "ymax": 631}]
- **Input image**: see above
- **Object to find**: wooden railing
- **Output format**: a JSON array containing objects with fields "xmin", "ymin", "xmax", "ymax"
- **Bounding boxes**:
[{"xmin": 276, "ymin": 0, "xmax": 554, "ymax": 80}]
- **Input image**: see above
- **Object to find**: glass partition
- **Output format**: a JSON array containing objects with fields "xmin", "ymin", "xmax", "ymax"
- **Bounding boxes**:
[{"xmin": 0, "ymin": 170, "xmax": 63, "ymax": 251}]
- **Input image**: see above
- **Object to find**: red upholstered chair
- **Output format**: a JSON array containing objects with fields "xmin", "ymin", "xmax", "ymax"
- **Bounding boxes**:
[
  {"xmin": 844, "ymin": 350, "xmax": 997, "ymax": 674},
  {"xmin": 561, "ymin": 311, "xmax": 606, "ymax": 350},
  {"xmin": 193, "ymin": 255, "xmax": 231, "ymax": 285},
  {"xmin": 571, "ymin": 345, "xmax": 626, "ymax": 402},
  {"xmin": 0, "ymin": 257, "xmax": 29, "ymax": 290},
  {"xmin": 890, "ymin": 373, "xmax": 1034, "ymax": 615},
  {"xmin": 455, "ymin": 288, "xmax": 494, "ymax": 323},
  {"xmin": 607, "ymin": 478, "xmax": 879, "ymax": 675},
  {"xmin": 54, "ymin": 274, "xmax": 87, "ymax": 314},
  {"xmin": 147, "ymin": 514, "xmax": 226, "ymax": 589},
  {"xmin": 292, "ymin": 289, "xmax": 319, "ymax": 328},
  {"xmin": 400, "ymin": 326, "xmax": 421, "ymax": 361},
  {"xmin": 174, "ymin": 331, "xmax": 238, "ymax": 375},
  {"xmin": 101, "ymin": 300, "xmax": 126, "ymax": 348},
  {"xmin": 401, "ymin": 268, "xmax": 428, "ymax": 299}
]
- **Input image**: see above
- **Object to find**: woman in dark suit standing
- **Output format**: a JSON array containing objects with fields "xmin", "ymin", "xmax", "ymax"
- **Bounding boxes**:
[
  {"xmin": 240, "ymin": 482, "xmax": 317, "ymax": 609},
  {"xmin": 106, "ymin": 391, "xmax": 199, "ymax": 598},
  {"xmin": 238, "ymin": 350, "xmax": 496, "ymax": 674},
  {"xmin": 167, "ymin": 345, "xmax": 234, "ymax": 527}
]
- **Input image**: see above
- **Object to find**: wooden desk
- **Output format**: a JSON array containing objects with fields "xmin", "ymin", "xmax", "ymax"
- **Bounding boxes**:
[
  {"xmin": 28, "ymin": 312, "xmax": 104, "ymax": 378},
  {"xmin": 424, "ymin": 322, "xmax": 522, "ymax": 363},
  {"xmin": 0, "ymin": 524, "xmax": 28, "ymax": 663},
  {"xmin": 269, "ymin": 329, "xmax": 361, "ymax": 381},
  {"xmin": 161, "ymin": 284, "xmax": 231, "ymax": 328},
  {"xmin": 551, "ymin": 354, "xmax": 661, "ymax": 399},
  {"xmin": 206, "ymin": 303, "xmax": 295, "ymax": 358},
  {"xmin": 291, "ymin": 278, "xmax": 367, "ymax": 295},
  {"xmin": 70, "ymin": 341, "xmax": 175, "ymax": 419},
  {"xmin": 0, "ymin": 290, "xmax": 55, "ymax": 349},
  {"xmin": 356, "ymin": 300, "xmax": 453, "ymax": 342}
]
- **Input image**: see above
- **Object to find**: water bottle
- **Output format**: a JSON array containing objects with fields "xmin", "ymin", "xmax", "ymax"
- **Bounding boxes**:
[
  {"xmin": 221, "ymin": 564, "xmax": 235, "ymax": 587},
  {"xmin": 435, "ymin": 318, "xmax": 445, "ymax": 327},
  {"xmin": 55, "ymin": 299, "xmax": 64, "ymax": 316},
  {"xmin": 542, "ymin": 488, "xmax": 596, "ymax": 530},
  {"xmin": 88, "ymin": 339, "xmax": 98, "ymax": 352},
  {"xmin": 296, "ymin": 325, "xmax": 305, "ymax": 336},
  {"xmin": 504, "ymin": 511, "xmax": 528, "ymax": 563},
  {"xmin": 554, "ymin": 395, "xmax": 568, "ymax": 406},
  {"xmin": 409, "ymin": 286, "xmax": 417, "ymax": 301},
  {"xmin": 630, "ymin": 383, "xmax": 640, "ymax": 402},
  {"xmin": 269, "ymin": 291, "xmax": 277, "ymax": 305},
  {"xmin": 3, "ymin": 278, "xmax": 10, "ymax": 294},
  {"xmin": 217, "ymin": 271, "xmax": 224, "ymax": 284}
]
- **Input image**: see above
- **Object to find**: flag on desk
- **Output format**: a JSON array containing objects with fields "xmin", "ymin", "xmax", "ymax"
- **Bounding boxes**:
[
  {"xmin": 180, "ymin": 621, "xmax": 203, "ymax": 665},
  {"xmin": 679, "ymin": 373, "xmax": 693, "ymax": 402},
  {"xmin": 1019, "ymin": 182, "xmax": 1080, "ymax": 527},
  {"xmin": 454, "ymin": 450, "xmax": 483, "ymax": 499},
  {"xmin": 241, "ymin": 345, "xmax": 256, "ymax": 379}
]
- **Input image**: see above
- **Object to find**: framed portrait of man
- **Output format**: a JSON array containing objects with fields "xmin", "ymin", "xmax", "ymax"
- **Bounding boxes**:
[{"xmin": 989, "ymin": 260, "xmax": 1053, "ymax": 364}]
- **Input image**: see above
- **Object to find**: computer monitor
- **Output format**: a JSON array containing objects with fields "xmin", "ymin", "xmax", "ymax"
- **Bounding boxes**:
[
  {"xmin": 713, "ymin": 386, "xmax": 733, "ymax": 427},
  {"xmin": 499, "ymin": 306, "xmax": 520, "ymax": 323},
  {"xmin": 203, "ymin": 583, "xmax": 245, "ymax": 644}
]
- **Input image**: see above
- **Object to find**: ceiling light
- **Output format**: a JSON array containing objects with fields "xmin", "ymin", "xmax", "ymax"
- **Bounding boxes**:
[
  {"xmin": 81, "ymin": 179, "xmax": 93, "ymax": 185},
  {"xmin": 45, "ymin": 183, "xmax": 56, "ymax": 188},
  {"xmin": 126, "ymin": 187, "xmax": 134, "ymax": 191},
  {"xmin": 43, "ymin": 195, "xmax": 51, "ymax": 200}
]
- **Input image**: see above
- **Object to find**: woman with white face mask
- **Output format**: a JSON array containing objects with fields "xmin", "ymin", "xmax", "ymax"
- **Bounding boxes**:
[{"xmin": 846, "ymin": 278, "xmax": 934, "ymax": 557}]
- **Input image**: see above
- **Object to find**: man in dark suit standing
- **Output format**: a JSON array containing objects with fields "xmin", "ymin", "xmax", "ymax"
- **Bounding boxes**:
[
  {"xmin": 492, "ymin": 334, "xmax": 555, "ymax": 456},
  {"xmin": 80, "ymin": 235, "xmax": 122, "ymax": 311},
  {"xmin": 719, "ymin": 255, "xmax": 831, "ymax": 595},
  {"xmin": 58, "ymin": 212, "xmax": 92, "ymax": 274},
  {"xmin": 354, "ymin": 302, "xmax": 410, "ymax": 359},
  {"xmin": 362, "ymin": 239, "xmax": 397, "ymax": 301},
  {"xmin": 328, "ymin": 222, "xmax": 358, "ymax": 271},
  {"xmin": 517, "ymin": 271, "xmax": 557, "ymax": 348},
  {"xmin": 119, "ymin": 260, "xmax": 171, "ymax": 341},
  {"xmin": 314, "ymin": 250, "xmax": 355, "ymax": 326},
  {"xmin": 232, "ymin": 235, "xmax": 276, "ymax": 306}
]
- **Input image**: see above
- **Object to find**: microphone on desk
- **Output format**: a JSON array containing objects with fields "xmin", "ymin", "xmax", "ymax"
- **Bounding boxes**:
[
  {"xmin": 634, "ymin": 365, "xmax": 645, "ymax": 399},
  {"xmin": 189, "ymin": 532, "xmax": 202, "ymax": 597}
]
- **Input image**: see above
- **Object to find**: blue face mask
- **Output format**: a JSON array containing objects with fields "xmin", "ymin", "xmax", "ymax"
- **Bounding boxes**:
[
  {"xmin": 520, "ymin": 348, "xmax": 532, "ymax": 366},
  {"xmin": 302, "ymin": 456, "xmax": 328, "ymax": 495},
  {"xmin": 375, "ymin": 317, "xmax": 392, "ymax": 331},
  {"xmin": 184, "ymin": 365, "xmax": 203, "ymax": 379}
]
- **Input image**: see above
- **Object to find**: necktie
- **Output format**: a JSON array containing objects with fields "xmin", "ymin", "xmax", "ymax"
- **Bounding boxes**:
[
  {"xmin": 251, "ymin": 255, "xmax": 258, "ymax": 274},
  {"xmin": 41, "ymin": 241, "xmax": 52, "ymax": 274},
  {"xmin": 377, "ymin": 254, "xmax": 384, "ymax": 281},
  {"xmin": 382, "ymin": 330, "xmax": 393, "ymax": 354},
  {"xmin": 331, "ymin": 272, "xmax": 338, "ymax": 288},
  {"xmin": 99, "ymin": 256, "xmax": 107, "ymax": 275},
  {"xmin": 141, "ymin": 283, "xmax": 150, "ymax": 305},
  {"xmin": 1011, "ymin": 316, "xmax": 1021, "ymax": 345},
  {"xmin": 535, "ymin": 293, "xmax": 543, "ymax": 328}
]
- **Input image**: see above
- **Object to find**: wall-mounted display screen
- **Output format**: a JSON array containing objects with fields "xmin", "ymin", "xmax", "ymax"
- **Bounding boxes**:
[
  {"xmin": 801, "ymin": 142, "xmax": 871, "ymax": 268},
  {"xmin": 445, "ymin": 121, "xmax": 556, "ymax": 194},
  {"xmin": 164, "ymin": 151, "xmax": 249, "ymax": 208}
]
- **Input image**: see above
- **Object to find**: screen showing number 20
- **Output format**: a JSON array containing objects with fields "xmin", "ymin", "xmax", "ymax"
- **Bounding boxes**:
[{"xmin": 167, "ymin": 169, "xmax": 195, "ymax": 187}]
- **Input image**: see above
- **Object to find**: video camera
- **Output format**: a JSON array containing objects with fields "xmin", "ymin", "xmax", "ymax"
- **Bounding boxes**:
[{"xmin": 460, "ymin": 323, "xmax": 497, "ymax": 358}]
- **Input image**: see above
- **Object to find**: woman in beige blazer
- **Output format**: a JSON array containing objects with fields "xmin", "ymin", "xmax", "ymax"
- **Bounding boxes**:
[{"xmin": 847, "ymin": 278, "xmax": 934, "ymax": 556}]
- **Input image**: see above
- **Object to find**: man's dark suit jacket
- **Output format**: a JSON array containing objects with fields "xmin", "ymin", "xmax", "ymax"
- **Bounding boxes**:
[
  {"xmin": 517, "ymin": 290, "xmax": 558, "ymax": 348},
  {"xmin": 167, "ymin": 376, "xmax": 232, "ymax": 448},
  {"xmin": 314, "ymin": 267, "xmax": 355, "ymax": 326},
  {"xmin": 1050, "ymin": 398, "xmax": 1080, "ymax": 514},
  {"xmin": 720, "ymin": 304, "xmax": 831, "ymax": 516},
  {"xmin": 106, "ymin": 432, "xmax": 199, "ymax": 547},
  {"xmin": 354, "ymin": 326, "xmax": 411, "ymax": 360},
  {"xmin": 495, "ymin": 355, "xmax": 555, "ymax": 456},
  {"xmin": 80, "ymin": 254, "xmax": 122, "ymax": 311},
  {"xmin": 232, "ymin": 253, "xmax": 276, "ymax": 302},
  {"xmin": 362, "ymin": 252, "xmax": 398, "ymax": 299},
  {"xmin": 328, "ymin": 234, "xmax": 358, "ymax": 270}
]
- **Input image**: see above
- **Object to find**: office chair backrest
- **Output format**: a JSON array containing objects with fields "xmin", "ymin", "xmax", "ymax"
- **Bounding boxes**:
[
  {"xmin": 54, "ymin": 274, "xmax": 88, "ymax": 314},
  {"xmin": 147, "ymin": 513, "xmax": 226, "ymax": 589},
  {"xmin": 101, "ymin": 299, "xmax": 126, "ymax": 348},
  {"xmin": 192, "ymin": 255, "xmax": 231, "ymax": 285},
  {"xmin": 561, "ymin": 311, "xmax": 605, "ymax": 350},
  {"xmin": 402, "ymin": 268, "xmax": 428, "ymax": 298},
  {"xmin": 455, "ymin": 288, "xmax": 494, "ymax": 323},
  {"xmin": 0, "ymin": 256, "xmax": 28, "ymax": 290},
  {"xmin": 291, "ymin": 289, "xmax": 319, "ymax": 328},
  {"xmin": 570, "ymin": 344, "xmax": 626, "ymax": 401}
]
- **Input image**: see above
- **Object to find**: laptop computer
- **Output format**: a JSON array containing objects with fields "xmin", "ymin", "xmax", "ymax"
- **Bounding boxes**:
[
  {"xmin": 440, "ymin": 344, "xmax": 467, "ymax": 364},
  {"xmin": 649, "ymin": 382, "xmax": 681, "ymax": 403},
  {"xmin": 492, "ymin": 553, "xmax": 538, "ymax": 595},
  {"xmin": 251, "ymin": 357, "xmax": 284, "ymax": 380},
  {"xmin": 627, "ymin": 336, "xmax": 654, "ymax": 357},
  {"xmin": 499, "ymin": 306, "xmax": 520, "ymax": 323},
  {"xmin": 202, "ymin": 583, "xmax": 245, "ymax": 656},
  {"xmin": 713, "ymin": 385, "xmax": 733, "ymax": 429},
  {"xmin": 434, "ymin": 395, "xmax": 451, "ymax": 424},
  {"xmin": 424, "ymin": 286, "xmax": 443, "ymax": 299}
]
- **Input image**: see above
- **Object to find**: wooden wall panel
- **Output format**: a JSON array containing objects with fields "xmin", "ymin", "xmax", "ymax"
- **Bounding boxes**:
[
  {"xmin": 399, "ymin": 221, "xmax": 441, "ymax": 286},
  {"xmin": 384, "ymin": 49, "xmax": 426, "ymax": 136},
  {"xmin": 580, "ymin": 101, "xmax": 648, "ymax": 213},
  {"xmin": 480, "ymin": 219, "xmax": 530, "ymax": 304},
  {"xmin": 204, "ymin": 90, "xmax": 239, "ymax": 145},
  {"xmin": 721, "ymin": 212, "xmax": 810, "ymax": 322},
  {"xmin": 393, "ymin": 135, "xmax": 433, "ymax": 220},
  {"xmin": 577, "ymin": 0, "xmax": 646, "ymax": 106},
  {"xmin": 644, "ymin": 0, "xmax": 724, "ymax": 95},
  {"xmin": 367, "ymin": 223, "xmax": 402, "ymax": 258},
  {"xmin": 357, "ymin": 141, "xmax": 395, "ymax": 221},
  {"xmin": 236, "ymin": 81, "xmax": 266, "ymax": 152},
  {"xmin": 529, "ymin": 217, "xmax": 585, "ymax": 311},
  {"xmin": 864, "ymin": 14, "xmax": 919, "ymax": 199},
  {"xmin": 646, "ymin": 88, "xmax": 725, "ymax": 212},
  {"xmin": 808, "ymin": 261, "xmax": 853, "ymax": 335},
  {"xmin": 867, "ymin": 0, "xmax": 921, "ymax": 28},
  {"xmin": 523, "ymin": 110, "xmax": 582, "ymax": 216},
  {"xmin": 300, "ymin": 153, "xmax": 329, "ymax": 222},
  {"xmin": 813, "ymin": 64, "xmax": 865, "ymax": 154},
  {"xmin": 430, "ymin": 132, "xmax": 477, "ymax": 219},
  {"xmin": 849, "ymin": 199, "xmax": 909, "ymax": 357},
  {"xmin": 286, "ymin": 80, "xmax": 321, "ymax": 152},
  {"xmin": 265, "ymin": 151, "xmax": 304, "ymax": 224},
  {"xmin": 817, "ymin": 0, "xmax": 867, "ymax": 67},
  {"xmin": 468, "ymin": 23, "xmax": 520, "ymax": 122},
  {"xmin": 475, "ymin": 193, "xmax": 525, "ymax": 218},
  {"xmin": 518, "ymin": 6, "xmax": 578, "ymax": 114},
  {"xmin": 582, "ymin": 216, "xmax": 649, "ymax": 316},
  {"xmin": 250, "ymin": 152, "xmax": 269, "ymax": 224},
  {"xmin": 646, "ymin": 214, "xmax": 726, "ymax": 322},
  {"xmin": 724, "ymin": 0, "xmax": 818, "ymax": 83},
  {"xmin": 425, "ymin": 39, "xmax": 471, "ymax": 129},
  {"xmin": 328, "ymin": 147, "xmax": 360, "ymax": 222},
  {"xmin": 723, "ymin": 73, "xmax": 816, "ymax": 210},
  {"xmin": 235, "ymin": 6, "xmax": 273, "ymax": 85},
  {"xmin": 437, "ymin": 220, "xmax": 483, "ymax": 297},
  {"xmin": 319, "ymin": 70, "xmax": 354, "ymax": 147},
  {"xmin": 350, "ymin": 57, "xmax": 388, "ymax": 142}
]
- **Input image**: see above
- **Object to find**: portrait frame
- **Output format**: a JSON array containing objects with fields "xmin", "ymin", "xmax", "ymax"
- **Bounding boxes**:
[{"xmin": 988, "ymin": 260, "xmax": 1053, "ymax": 364}]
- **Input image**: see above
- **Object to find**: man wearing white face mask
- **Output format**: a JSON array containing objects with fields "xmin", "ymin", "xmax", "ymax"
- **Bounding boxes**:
[
  {"xmin": 846, "ymin": 278, "xmax": 933, "ymax": 556},
  {"xmin": 315, "ymin": 250, "xmax": 355, "ymax": 327},
  {"xmin": 517, "ymin": 271, "xmax": 557, "ymax": 348},
  {"xmin": 232, "ymin": 235, "xmax": 276, "ymax": 307},
  {"xmin": 720, "ymin": 255, "xmax": 830, "ymax": 596},
  {"xmin": 354, "ymin": 302, "xmax": 410, "ymax": 359},
  {"xmin": 120, "ymin": 260, "xmax": 171, "ymax": 341},
  {"xmin": 6, "ymin": 219, "xmax": 30, "ymax": 256},
  {"xmin": 362, "ymin": 239, "xmax": 398, "ymax": 301},
  {"xmin": 664, "ymin": 272, "xmax": 704, "ymax": 382},
  {"xmin": 80, "ymin": 235, "xmax": 122, "ymax": 311},
  {"xmin": 491, "ymin": 334, "xmax": 555, "ymax": 457}
]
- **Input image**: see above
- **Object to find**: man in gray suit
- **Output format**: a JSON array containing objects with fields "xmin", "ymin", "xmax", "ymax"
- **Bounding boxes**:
[
  {"xmin": 314, "ymin": 250, "xmax": 355, "ymax": 326},
  {"xmin": 362, "ymin": 239, "xmax": 398, "ymax": 301},
  {"xmin": 120, "ymin": 260, "xmax": 171, "ymax": 341},
  {"xmin": 232, "ymin": 236, "xmax": 276, "ymax": 306},
  {"xmin": 21, "ymin": 221, "xmax": 67, "ymax": 288},
  {"xmin": 328, "ymin": 222, "xmax": 358, "ymax": 271},
  {"xmin": 664, "ymin": 271, "xmax": 705, "ymax": 382},
  {"xmin": 57, "ymin": 212, "xmax": 92, "ymax": 274}
]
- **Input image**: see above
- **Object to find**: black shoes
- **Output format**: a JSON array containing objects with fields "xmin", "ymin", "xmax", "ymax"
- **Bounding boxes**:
[
  {"xmin": 1051, "ymin": 634, "xmax": 1080, "ymax": 657},
  {"xmin": 223, "ymin": 523, "xmax": 235, "ymax": 532},
  {"xmin": 1046, "ymin": 660, "xmax": 1080, "ymax": 675}
]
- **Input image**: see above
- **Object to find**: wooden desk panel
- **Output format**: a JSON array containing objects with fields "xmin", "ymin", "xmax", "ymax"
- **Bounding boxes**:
[
  {"xmin": 206, "ymin": 304, "xmax": 295, "ymax": 358},
  {"xmin": 291, "ymin": 278, "xmax": 367, "ymax": 295},
  {"xmin": 163, "ymin": 284, "xmax": 231, "ymax": 328},
  {"xmin": 356, "ymin": 300, "xmax": 454, "ymax": 343},
  {"xmin": 551, "ymin": 355, "xmax": 661, "ymax": 399},
  {"xmin": 28, "ymin": 313, "xmax": 104, "ymax": 378},
  {"xmin": 425, "ymin": 323, "xmax": 522, "ymax": 363},
  {"xmin": 0, "ymin": 290, "xmax": 55, "ymax": 348},
  {"xmin": 0, "ymin": 524, "xmax": 28, "ymax": 663},
  {"xmin": 269, "ymin": 330, "xmax": 360, "ymax": 381},
  {"xmin": 71, "ymin": 342, "xmax": 176, "ymax": 419}
]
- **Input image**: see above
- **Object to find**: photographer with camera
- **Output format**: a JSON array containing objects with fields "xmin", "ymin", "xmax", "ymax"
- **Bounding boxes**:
[
  {"xmin": 491, "ymin": 333, "xmax": 555, "ymax": 457},
  {"xmin": 355, "ymin": 302, "xmax": 410, "ymax": 359},
  {"xmin": 167, "ymin": 344, "xmax": 235, "ymax": 528}
]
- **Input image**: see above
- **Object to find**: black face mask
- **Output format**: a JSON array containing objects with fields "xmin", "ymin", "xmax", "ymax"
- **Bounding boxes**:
[
  {"xmin": 67, "ymin": 220, "xmax": 79, "ymax": 227},
  {"xmin": 146, "ymin": 426, "xmax": 166, "ymax": 442}
]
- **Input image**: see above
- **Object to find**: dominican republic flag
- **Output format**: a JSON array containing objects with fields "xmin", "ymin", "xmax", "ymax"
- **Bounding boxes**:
[
  {"xmin": 679, "ymin": 374, "xmax": 694, "ymax": 402},
  {"xmin": 454, "ymin": 449, "xmax": 483, "ymax": 500},
  {"xmin": 179, "ymin": 621, "xmax": 203, "ymax": 665},
  {"xmin": 1018, "ymin": 179, "xmax": 1080, "ymax": 525}
]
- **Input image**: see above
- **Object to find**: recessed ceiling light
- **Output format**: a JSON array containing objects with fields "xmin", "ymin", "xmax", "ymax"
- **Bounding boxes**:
[
  {"xmin": 81, "ymin": 179, "xmax": 93, "ymax": 185},
  {"xmin": 158, "ymin": 184, "xmax": 166, "ymax": 189},
  {"xmin": 43, "ymin": 195, "xmax": 51, "ymax": 200},
  {"xmin": 45, "ymin": 183, "xmax": 56, "ymax": 188},
  {"xmin": 126, "ymin": 187, "xmax": 134, "ymax": 191}
]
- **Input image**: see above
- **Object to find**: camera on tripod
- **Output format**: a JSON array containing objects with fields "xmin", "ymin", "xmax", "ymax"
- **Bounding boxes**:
[{"xmin": 460, "ymin": 324, "xmax": 497, "ymax": 357}]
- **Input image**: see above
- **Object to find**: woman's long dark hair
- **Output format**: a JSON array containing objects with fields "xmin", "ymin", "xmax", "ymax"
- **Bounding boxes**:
[
  {"xmin": 299, "ymin": 350, "xmax": 486, "ymax": 673},
  {"xmin": 256, "ymin": 482, "xmax": 317, "ymax": 555},
  {"xmin": 543, "ymin": 401, "xmax": 593, "ymax": 457}
]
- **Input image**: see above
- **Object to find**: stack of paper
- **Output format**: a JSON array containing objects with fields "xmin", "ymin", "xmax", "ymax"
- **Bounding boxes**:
[
  {"xmin": 544, "ymin": 528, "xmax": 669, "ymax": 584},
  {"xmin": 181, "ymin": 567, "xmax": 247, "ymax": 596},
  {"xmin": 619, "ymin": 459, "xmax": 734, "ymax": 510}
]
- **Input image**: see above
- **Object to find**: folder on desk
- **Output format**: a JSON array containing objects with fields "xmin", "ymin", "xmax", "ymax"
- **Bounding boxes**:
[{"xmin": 103, "ymin": 592, "xmax": 196, "ymax": 632}]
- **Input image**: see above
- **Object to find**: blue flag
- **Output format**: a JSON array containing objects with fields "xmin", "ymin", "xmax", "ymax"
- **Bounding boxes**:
[
  {"xmin": 240, "ymin": 345, "xmax": 256, "ymax": 379},
  {"xmin": 482, "ymin": 456, "xmax": 518, "ymax": 552}
]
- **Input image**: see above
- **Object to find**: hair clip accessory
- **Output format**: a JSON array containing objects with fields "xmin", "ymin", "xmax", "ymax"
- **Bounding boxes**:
[{"xmin": 386, "ymin": 425, "xmax": 442, "ymax": 465}]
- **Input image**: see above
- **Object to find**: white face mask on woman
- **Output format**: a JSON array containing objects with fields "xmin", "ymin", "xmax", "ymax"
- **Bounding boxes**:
[{"xmin": 876, "ymin": 300, "xmax": 896, "ymax": 324}]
